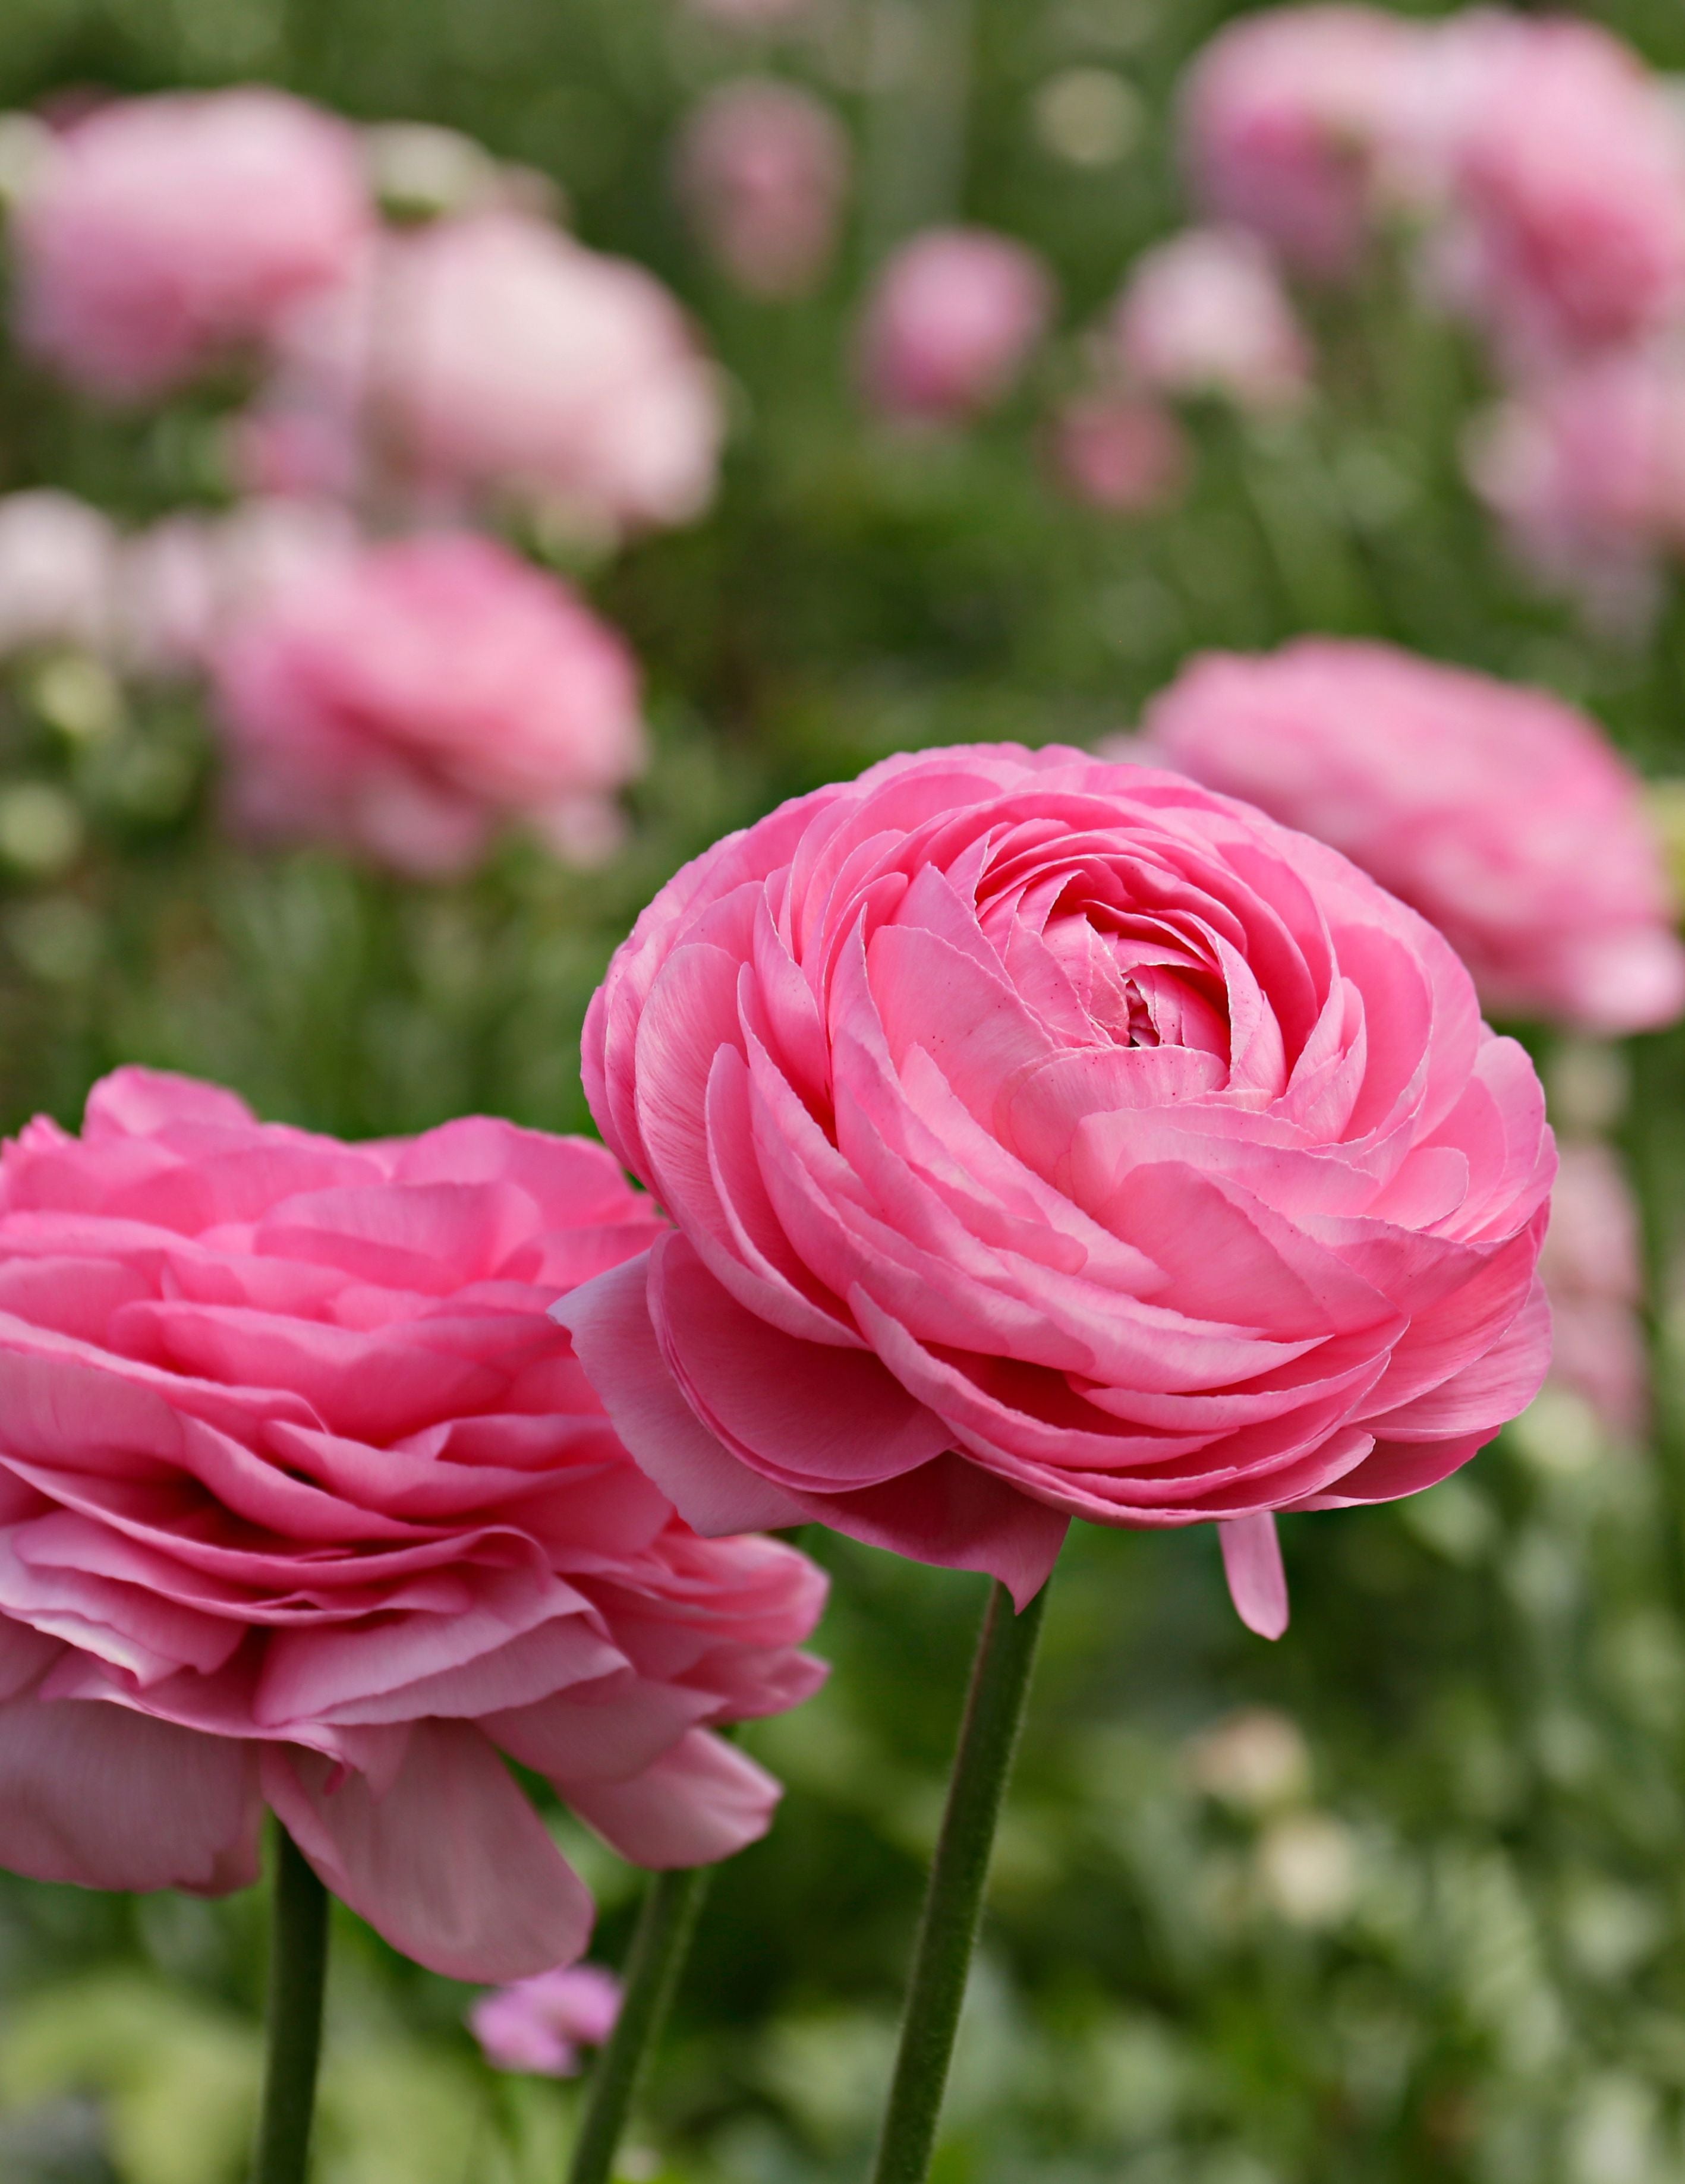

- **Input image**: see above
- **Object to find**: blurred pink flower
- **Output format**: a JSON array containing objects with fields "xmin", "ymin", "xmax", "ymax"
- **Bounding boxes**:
[
  {"xmin": 557, "ymin": 743, "xmax": 1554, "ymax": 1642},
  {"xmin": 1424, "ymin": 11, "xmax": 1685, "ymax": 368},
  {"xmin": 1111, "ymin": 228, "xmax": 1311, "ymax": 412},
  {"xmin": 1467, "ymin": 348, "xmax": 1685, "ymax": 626},
  {"xmin": 687, "ymin": 0, "xmax": 812, "ymax": 23},
  {"xmin": 1538, "ymin": 1140, "xmax": 1648, "ymax": 1438},
  {"xmin": 470, "ymin": 1963, "xmax": 622, "ymax": 2076},
  {"xmin": 1049, "ymin": 390, "xmax": 1187, "ymax": 512},
  {"xmin": 12, "ymin": 89, "xmax": 371, "ymax": 402},
  {"xmin": 0, "ymin": 490, "xmax": 116, "ymax": 657},
  {"xmin": 257, "ymin": 213, "xmax": 723, "ymax": 537},
  {"xmin": 210, "ymin": 531, "xmax": 647, "ymax": 877},
  {"xmin": 675, "ymin": 78, "xmax": 850, "ymax": 299},
  {"xmin": 0, "ymin": 1067, "xmax": 829, "ymax": 1979},
  {"xmin": 857, "ymin": 227, "xmax": 1055, "ymax": 423},
  {"xmin": 1141, "ymin": 637, "xmax": 1685, "ymax": 1035},
  {"xmin": 1179, "ymin": 4, "xmax": 1435, "ymax": 278},
  {"xmin": 118, "ymin": 499, "xmax": 359, "ymax": 680}
]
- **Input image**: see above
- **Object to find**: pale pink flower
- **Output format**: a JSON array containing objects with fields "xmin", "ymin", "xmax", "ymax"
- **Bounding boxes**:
[
  {"xmin": 0, "ymin": 1067, "xmax": 827, "ymax": 1979},
  {"xmin": 1111, "ymin": 228, "xmax": 1311, "ymax": 412},
  {"xmin": 1423, "ymin": 11, "xmax": 1685, "ymax": 367},
  {"xmin": 556, "ymin": 745, "xmax": 1554, "ymax": 1643},
  {"xmin": 117, "ymin": 499, "xmax": 359, "ymax": 680},
  {"xmin": 259, "ymin": 213, "xmax": 724, "ymax": 537},
  {"xmin": 688, "ymin": 0, "xmax": 811, "ymax": 22},
  {"xmin": 210, "ymin": 531, "xmax": 647, "ymax": 877},
  {"xmin": 857, "ymin": 228, "xmax": 1055, "ymax": 424},
  {"xmin": 1141, "ymin": 638, "xmax": 1685, "ymax": 1036},
  {"xmin": 1179, "ymin": 5, "xmax": 1436, "ymax": 277},
  {"xmin": 1538, "ymin": 1140, "xmax": 1648, "ymax": 1438},
  {"xmin": 1467, "ymin": 348, "xmax": 1685, "ymax": 625},
  {"xmin": 1048, "ymin": 390, "xmax": 1187, "ymax": 512},
  {"xmin": 470, "ymin": 1963, "xmax": 622, "ymax": 2076},
  {"xmin": 0, "ymin": 490, "xmax": 116, "ymax": 657},
  {"xmin": 675, "ymin": 79, "xmax": 850, "ymax": 300},
  {"xmin": 11, "ymin": 89, "xmax": 371, "ymax": 402}
]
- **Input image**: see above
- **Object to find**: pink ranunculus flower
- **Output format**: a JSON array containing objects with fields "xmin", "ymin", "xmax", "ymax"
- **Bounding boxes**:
[
  {"xmin": 11, "ymin": 89, "xmax": 371, "ymax": 403},
  {"xmin": 1139, "ymin": 639, "xmax": 1685, "ymax": 1038},
  {"xmin": 0, "ymin": 1068, "xmax": 827, "ymax": 1980},
  {"xmin": 1423, "ymin": 11, "xmax": 1685, "ymax": 368},
  {"xmin": 555, "ymin": 744, "xmax": 1555, "ymax": 1641},
  {"xmin": 209, "ymin": 531, "xmax": 647, "ymax": 878},
  {"xmin": 1111, "ymin": 228, "xmax": 1312, "ymax": 414},
  {"xmin": 857, "ymin": 228, "xmax": 1055, "ymax": 424},
  {"xmin": 1536, "ymin": 1139, "xmax": 1648, "ymax": 1439},
  {"xmin": 675, "ymin": 79, "xmax": 851, "ymax": 300},
  {"xmin": 1178, "ymin": 4, "xmax": 1435, "ymax": 278},
  {"xmin": 1467, "ymin": 348, "xmax": 1685, "ymax": 629},
  {"xmin": 1049, "ymin": 390, "xmax": 1187, "ymax": 514},
  {"xmin": 260, "ymin": 212, "xmax": 724, "ymax": 538},
  {"xmin": 470, "ymin": 1962, "xmax": 622, "ymax": 2076}
]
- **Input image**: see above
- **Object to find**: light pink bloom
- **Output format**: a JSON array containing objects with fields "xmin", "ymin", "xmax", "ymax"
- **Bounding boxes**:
[
  {"xmin": 675, "ymin": 79, "xmax": 850, "ymax": 300},
  {"xmin": 688, "ymin": 0, "xmax": 812, "ymax": 23},
  {"xmin": 1179, "ymin": 5, "xmax": 1435, "ymax": 278},
  {"xmin": 0, "ymin": 1069, "xmax": 827, "ymax": 1980},
  {"xmin": 260, "ymin": 212, "xmax": 723, "ymax": 537},
  {"xmin": 0, "ymin": 491, "xmax": 116, "ymax": 657},
  {"xmin": 857, "ymin": 228, "xmax": 1055, "ymax": 424},
  {"xmin": 1048, "ymin": 391, "xmax": 1187, "ymax": 513},
  {"xmin": 556, "ymin": 745, "xmax": 1554, "ymax": 1643},
  {"xmin": 1538, "ymin": 1140, "xmax": 1648, "ymax": 1438},
  {"xmin": 1468, "ymin": 348, "xmax": 1685, "ymax": 625},
  {"xmin": 209, "ymin": 532, "xmax": 647, "ymax": 877},
  {"xmin": 117, "ymin": 498, "xmax": 358, "ymax": 680},
  {"xmin": 470, "ymin": 1962, "xmax": 621, "ymax": 2076},
  {"xmin": 1111, "ymin": 228, "xmax": 1311, "ymax": 412},
  {"xmin": 12, "ymin": 89, "xmax": 371, "ymax": 402},
  {"xmin": 1141, "ymin": 639, "xmax": 1685, "ymax": 1036},
  {"xmin": 1424, "ymin": 11, "xmax": 1685, "ymax": 367}
]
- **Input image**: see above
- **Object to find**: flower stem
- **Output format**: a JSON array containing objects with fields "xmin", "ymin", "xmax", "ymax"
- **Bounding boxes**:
[
  {"xmin": 252, "ymin": 1823, "xmax": 329, "ymax": 2184},
  {"xmin": 870, "ymin": 1576, "xmax": 1050, "ymax": 2184},
  {"xmin": 565, "ymin": 1865, "xmax": 711, "ymax": 2184}
]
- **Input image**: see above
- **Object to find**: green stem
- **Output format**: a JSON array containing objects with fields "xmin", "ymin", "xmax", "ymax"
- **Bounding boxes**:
[
  {"xmin": 565, "ymin": 1866, "xmax": 711, "ymax": 2184},
  {"xmin": 870, "ymin": 1577, "xmax": 1051, "ymax": 2184},
  {"xmin": 251, "ymin": 1824, "xmax": 330, "ymax": 2184}
]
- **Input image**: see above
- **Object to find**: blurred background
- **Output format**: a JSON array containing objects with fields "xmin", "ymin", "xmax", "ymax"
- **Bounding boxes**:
[{"xmin": 1, "ymin": 1, "xmax": 1685, "ymax": 2180}]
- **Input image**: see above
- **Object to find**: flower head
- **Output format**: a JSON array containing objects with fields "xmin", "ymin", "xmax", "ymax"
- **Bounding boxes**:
[
  {"xmin": 470, "ymin": 1962, "xmax": 622, "ymax": 2076},
  {"xmin": 0, "ymin": 1069, "xmax": 827, "ymax": 1980},
  {"xmin": 857, "ymin": 228, "xmax": 1054, "ymax": 424}
]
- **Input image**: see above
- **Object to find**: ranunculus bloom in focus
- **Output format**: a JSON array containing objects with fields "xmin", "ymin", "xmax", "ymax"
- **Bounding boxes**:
[
  {"xmin": 1179, "ymin": 4, "xmax": 1434, "ymax": 278},
  {"xmin": 1111, "ymin": 228, "xmax": 1311, "ymax": 413},
  {"xmin": 556, "ymin": 744, "xmax": 1554, "ymax": 1642},
  {"xmin": 209, "ymin": 531, "xmax": 647, "ymax": 877},
  {"xmin": 260, "ymin": 212, "xmax": 724, "ymax": 537},
  {"xmin": 858, "ymin": 228, "xmax": 1054, "ymax": 424},
  {"xmin": 676, "ymin": 79, "xmax": 850, "ymax": 300},
  {"xmin": 1141, "ymin": 639, "xmax": 1685, "ymax": 1036},
  {"xmin": 0, "ymin": 1069, "xmax": 826, "ymax": 1979},
  {"xmin": 1536, "ymin": 1139, "xmax": 1648, "ymax": 1438},
  {"xmin": 470, "ymin": 1962, "xmax": 621, "ymax": 2076},
  {"xmin": 1049, "ymin": 390, "xmax": 1188, "ymax": 513},
  {"xmin": 0, "ymin": 491, "xmax": 116, "ymax": 657},
  {"xmin": 1467, "ymin": 349, "xmax": 1685, "ymax": 630},
  {"xmin": 1424, "ymin": 11, "xmax": 1685, "ymax": 367},
  {"xmin": 12, "ymin": 89, "xmax": 371, "ymax": 402}
]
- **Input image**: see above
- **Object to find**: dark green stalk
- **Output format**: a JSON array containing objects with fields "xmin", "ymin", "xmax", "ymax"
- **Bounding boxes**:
[
  {"xmin": 870, "ymin": 1577, "xmax": 1050, "ymax": 2184},
  {"xmin": 251, "ymin": 1824, "xmax": 330, "ymax": 2184},
  {"xmin": 565, "ymin": 1866, "xmax": 711, "ymax": 2184}
]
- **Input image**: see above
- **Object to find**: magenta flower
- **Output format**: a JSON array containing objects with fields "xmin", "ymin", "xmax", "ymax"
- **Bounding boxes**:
[
  {"xmin": 0, "ymin": 1069, "xmax": 827, "ymax": 1980},
  {"xmin": 12, "ymin": 89, "xmax": 371, "ymax": 402},
  {"xmin": 470, "ymin": 1962, "xmax": 622, "ymax": 2076},
  {"xmin": 209, "ymin": 531, "xmax": 647, "ymax": 877},
  {"xmin": 1141, "ymin": 638, "xmax": 1685, "ymax": 1036},
  {"xmin": 856, "ymin": 229, "xmax": 1054, "ymax": 424},
  {"xmin": 556, "ymin": 745, "xmax": 1554, "ymax": 1638}
]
